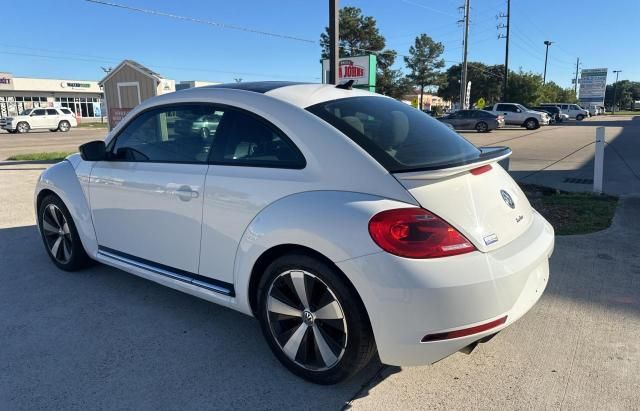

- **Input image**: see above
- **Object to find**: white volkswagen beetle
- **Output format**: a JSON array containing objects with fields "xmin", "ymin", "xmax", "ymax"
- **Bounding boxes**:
[{"xmin": 34, "ymin": 82, "xmax": 554, "ymax": 384}]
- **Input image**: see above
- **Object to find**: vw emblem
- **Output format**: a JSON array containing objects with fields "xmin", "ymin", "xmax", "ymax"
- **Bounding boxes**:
[
  {"xmin": 302, "ymin": 310, "xmax": 315, "ymax": 325},
  {"xmin": 500, "ymin": 190, "xmax": 515, "ymax": 209}
]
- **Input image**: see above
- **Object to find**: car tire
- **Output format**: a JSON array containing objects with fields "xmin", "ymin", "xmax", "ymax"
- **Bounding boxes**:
[
  {"xmin": 524, "ymin": 118, "xmax": 539, "ymax": 130},
  {"xmin": 58, "ymin": 120, "xmax": 71, "ymax": 132},
  {"xmin": 257, "ymin": 253, "xmax": 376, "ymax": 385},
  {"xmin": 49, "ymin": 128, "xmax": 59, "ymax": 132},
  {"xmin": 7, "ymin": 129, "xmax": 18, "ymax": 134},
  {"xmin": 576, "ymin": 114, "xmax": 585, "ymax": 121},
  {"xmin": 16, "ymin": 122, "xmax": 30, "ymax": 133},
  {"xmin": 38, "ymin": 194, "xmax": 92, "ymax": 271},
  {"xmin": 475, "ymin": 121, "xmax": 489, "ymax": 133}
]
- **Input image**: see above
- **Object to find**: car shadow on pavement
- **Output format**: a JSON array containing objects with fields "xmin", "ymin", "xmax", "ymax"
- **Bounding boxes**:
[{"xmin": 0, "ymin": 225, "xmax": 398, "ymax": 410}]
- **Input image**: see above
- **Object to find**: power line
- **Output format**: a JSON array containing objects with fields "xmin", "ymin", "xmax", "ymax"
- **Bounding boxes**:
[
  {"xmin": 0, "ymin": 50, "xmax": 318, "ymax": 81},
  {"xmin": 400, "ymin": 0, "xmax": 459, "ymax": 18},
  {"xmin": 83, "ymin": 0, "xmax": 315, "ymax": 44}
]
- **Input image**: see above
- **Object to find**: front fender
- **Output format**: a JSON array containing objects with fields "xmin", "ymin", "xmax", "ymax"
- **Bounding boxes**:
[
  {"xmin": 35, "ymin": 160, "xmax": 97, "ymax": 257},
  {"xmin": 232, "ymin": 191, "xmax": 414, "ymax": 316}
]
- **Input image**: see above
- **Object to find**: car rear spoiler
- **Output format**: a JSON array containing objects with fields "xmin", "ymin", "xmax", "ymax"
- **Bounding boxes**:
[{"xmin": 394, "ymin": 146, "xmax": 512, "ymax": 181}]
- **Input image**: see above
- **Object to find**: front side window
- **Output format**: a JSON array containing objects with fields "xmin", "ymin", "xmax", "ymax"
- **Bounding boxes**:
[
  {"xmin": 111, "ymin": 104, "xmax": 220, "ymax": 163},
  {"xmin": 211, "ymin": 108, "xmax": 305, "ymax": 169},
  {"xmin": 307, "ymin": 96, "xmax": 482, "ymax": 172}
]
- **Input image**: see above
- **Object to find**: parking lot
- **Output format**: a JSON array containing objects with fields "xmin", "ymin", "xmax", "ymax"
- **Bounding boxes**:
[{"xmin": 1, "ymin": 117, "xmax": 639, "ymax": 409}]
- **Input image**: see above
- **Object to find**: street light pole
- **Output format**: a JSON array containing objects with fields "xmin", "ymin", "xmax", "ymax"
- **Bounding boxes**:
[
  {"xmin": 543, "ymin": 40, "xmax": 553, "ymax": 85},
  {"xmin": 328, "ymin": 0, "xmax": 339, "ymax": 85},
  {"xmin": 612, "ymin": 70, "xmax": 622, "ymax": 114}
]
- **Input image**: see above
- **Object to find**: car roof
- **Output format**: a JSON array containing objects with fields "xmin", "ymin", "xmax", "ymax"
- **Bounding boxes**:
[{"xmin": 181, "ymin": 81, "xmax": 384, "ymax": 109}]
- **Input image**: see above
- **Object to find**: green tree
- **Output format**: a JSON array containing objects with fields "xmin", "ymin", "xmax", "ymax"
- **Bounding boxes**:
[
  {"xmin": 506, "ymin": 70, "xmax": 543, "ymax": 106},
  {"xmin": 604, "ymin": 80, "xmax": 639, "ymax": 110},
  {"xmin": 438, "ymin": 62, "xmax": 504, "ymax": 105},
  {"xmin": 404, "ymin": 34, "xmax": 445, "ymax": 110},
  {"xmin": 320, "ymin": 6, "xmax": 406, "ymax": 95}
]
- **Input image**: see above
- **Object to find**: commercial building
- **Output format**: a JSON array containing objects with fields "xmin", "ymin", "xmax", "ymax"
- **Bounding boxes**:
[
  {"xmin": 176, "ymin": 80, "xmax": 220, "ymax": 91},
  {"xmin": 0, "ymin": 72, "xmax": 103, "ymax": 121}
]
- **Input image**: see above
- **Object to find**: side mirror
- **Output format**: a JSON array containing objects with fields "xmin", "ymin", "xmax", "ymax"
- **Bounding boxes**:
[
  {"xmin": 516, "ymin": 109, "xmax": 522, "ymax": 113},
  {"xmin": 79, "ymin": 140, "xmax": 107, "ymax": 161}
]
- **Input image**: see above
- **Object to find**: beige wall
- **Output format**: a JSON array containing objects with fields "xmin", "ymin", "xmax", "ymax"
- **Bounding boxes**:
[{"xmin": 103, "ymin": 65, "xmax": 157, "ymax": 110}]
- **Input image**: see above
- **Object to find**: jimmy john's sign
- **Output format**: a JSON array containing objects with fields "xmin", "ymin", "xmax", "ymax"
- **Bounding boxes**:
[{"xmin": 322, "ymin": 55, "xmax": 377, "ymax": 91}]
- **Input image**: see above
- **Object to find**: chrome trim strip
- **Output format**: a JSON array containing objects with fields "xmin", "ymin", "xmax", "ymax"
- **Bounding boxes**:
[{"xmin": 98, "ymin": 250, "xmax": 231, "ymax": 296}]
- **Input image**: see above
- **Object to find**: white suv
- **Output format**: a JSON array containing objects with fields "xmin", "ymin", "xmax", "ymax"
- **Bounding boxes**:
[{"xmin": 0, "ymin": 107, "xmax": 78, "ymax": 133}]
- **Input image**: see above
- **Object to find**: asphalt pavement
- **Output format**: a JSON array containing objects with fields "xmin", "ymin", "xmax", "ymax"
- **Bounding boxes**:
[
  {"xmin": 1, "ymin": 158, "xmax": 639, "ymax": 409},
  {"xmin": 0, "ymin": 128, "xmax": 106, "ymax": 160}
]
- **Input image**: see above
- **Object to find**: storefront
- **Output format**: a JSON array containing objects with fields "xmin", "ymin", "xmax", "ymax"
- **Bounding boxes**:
[{"xmin": 0, "ymin": 72, "xmax": 104, "ymax": 121}]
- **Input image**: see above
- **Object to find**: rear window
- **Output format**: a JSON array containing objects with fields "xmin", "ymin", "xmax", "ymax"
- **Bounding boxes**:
[{"xmin": 306, "ymin": 96, "xmax": 482, "ymax": 172}]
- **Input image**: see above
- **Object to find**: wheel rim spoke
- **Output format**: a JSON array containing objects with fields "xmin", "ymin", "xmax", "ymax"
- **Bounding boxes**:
[
  {"xmin": 282, "ymin": 323, "xmax": 308, "ymax": 360},
  {"xmin": 313, "ymin": 325, "xmax": 338, "ymax": 367},
  {"xmin": 290, "ymin": 271, "xmax": 310, "ymax": 309},
  {"xmin": 268, "ymin": 296, "xmax": 302, "ymax": 317},
  {"xmin": 61, "ymin": 239, "xmax": 70, "ymax": 260},
  {"xmin": 42, "ymin": 219, "xmax": 58, "ymax": 234},
  {"xmin": 314, "ymin": 300, "xmax": 344, "ymax": 320},
  {"xmin": 48, "ymin": 204, "xmax": 61, "ymax": 227},
  {"xmin": 62, "ymin": 222, "xmax": 70, "ymax": 235},
  {"xmin": 50, "ymin": 236, "xmax": 63, "ymax": 258}
]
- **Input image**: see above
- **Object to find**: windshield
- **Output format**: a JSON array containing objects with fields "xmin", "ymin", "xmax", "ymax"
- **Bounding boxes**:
[
  {"xmin": 19, "ymin": 109, "xmax": 32, "ymax": 116},
  {"xmin": 306, "ymin": 96, "xmax": 482, "ymax": 172}
]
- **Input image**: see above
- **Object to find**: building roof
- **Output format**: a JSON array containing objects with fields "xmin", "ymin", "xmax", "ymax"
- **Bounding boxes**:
[{"xmin": 99, "ymin": 60, "xmax": 165, "ymax": 85}]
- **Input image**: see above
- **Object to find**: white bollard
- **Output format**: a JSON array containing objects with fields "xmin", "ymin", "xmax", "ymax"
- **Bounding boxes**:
[{"xmin": 593, "ymin": 127, "xmax": 605, "ymax": 194}]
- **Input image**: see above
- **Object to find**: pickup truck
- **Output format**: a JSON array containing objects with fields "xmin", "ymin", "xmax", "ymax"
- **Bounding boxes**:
[{"xmin": 486, "ymin": 103, "xmax": 550, "ymax": 130}]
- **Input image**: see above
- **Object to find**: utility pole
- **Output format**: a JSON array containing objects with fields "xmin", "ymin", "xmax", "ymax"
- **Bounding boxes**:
[
  {"xmin": 574, "ymin": 57, "xmax": 580, "ymax": 95},
  {"xmin": 328, "ymin": 0, "xmax": 339, "ymax": 85},
  {"xmin": 612, "ymin": 70, "xmax": 622, "ymax": 114},
  {"xmin": 459, "ymin": 0, "xmax": 470, "ymax": 109},
  {"xmin": 543, "ymin": 40, "xmax": 553, "ymax": 84},
  {"xmin": 497, "ymin": 0, "xmax": 510, "ymax": 101}
]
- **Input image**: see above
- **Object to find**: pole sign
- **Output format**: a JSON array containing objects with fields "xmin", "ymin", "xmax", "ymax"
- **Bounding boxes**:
[
  {"xmin": 579, "ymin": 68, "xmax": 607, "ymax": 105},
  {"xmin": 321, "ymin": 55, "xmax": 377, "ymax": 92}
]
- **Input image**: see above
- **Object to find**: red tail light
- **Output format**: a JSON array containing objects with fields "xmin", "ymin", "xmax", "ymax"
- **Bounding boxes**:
[
  {"xmin": 470, "ymin": 164, "xmax": 492, "ymax": 175},
  {"xmin": 368, "ymin": 208, "xmax": 476, "ymax": 258}
]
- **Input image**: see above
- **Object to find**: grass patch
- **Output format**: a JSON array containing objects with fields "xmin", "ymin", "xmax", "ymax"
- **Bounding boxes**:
[
  {"xmin": 77, "ymin": 122, "xmax": 108, "ymax": 128},
  {"xmin": 520, "ymin": 184, "xmax": 618, "ymax": 235},
  {"xmin": 6, "ymin": 151, "xmax": 76, "ymax": 161},
  {"xmin": 602, "ymin": 111, "xmax": 638, "ymax": 116}
]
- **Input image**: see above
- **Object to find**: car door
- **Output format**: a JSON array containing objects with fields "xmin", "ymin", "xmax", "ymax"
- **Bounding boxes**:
[
  {"xmin": 446, "ymin": 111, "xmax": 463, "ymax": 129},
  {"xmin": 46, "ymin": 109, "xmax": 60, "ymax": 128},
  {"xmin": 496, "ymin": 104, "xmax": 518, "ymax": 125},
  {"xmin": 198, "ymin": 107, "xmax": 307, "ymax": 286},
  {"xmin": 89, "ymin": 104, "xmax": 215, "ymax": 274},
  {"xmin": 459, "ymin": 110, "xmax": 476, "ymax": 129},
  {"xmin": 29, "ymin": 109, "xmax": 47, "ymax": 129}
]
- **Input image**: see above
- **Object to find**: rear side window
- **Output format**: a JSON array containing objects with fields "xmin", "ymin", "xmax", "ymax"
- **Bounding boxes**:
[
  {"xmin": 496, "ymin": 104, "xmax": 517, "ymax": 112},
  {"xmin": 473, "ymin": 110, "xmax": 495, "ymax": 118},
  {"xmin": 60, "ymin": 108, "xmax": 73, "ymax": 115},
  {"xmin": 33, "ymin": 109, "xmax": 46, "ymax": 116},
  {"xmin": 211, "ymin": 109, "xmax": 305, "ymax": 169},
  {"xmin": 46, "ymin": 109, "xmax": 58, "ymax": 115},
  {"xmin": 306, "ymin": 96, "xmax": 481, "ymax": 172}
]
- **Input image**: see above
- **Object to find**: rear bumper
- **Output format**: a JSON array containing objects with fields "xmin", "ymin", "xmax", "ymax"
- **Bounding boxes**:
[{"xmin": 337, "ymin": 211, "xmax": 554, "ymax": 366}]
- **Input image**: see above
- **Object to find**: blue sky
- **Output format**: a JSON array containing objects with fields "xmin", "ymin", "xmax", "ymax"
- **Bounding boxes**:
[{"xmin": 1, "ymin": 0, "xmax": 637, "ymax": 87}]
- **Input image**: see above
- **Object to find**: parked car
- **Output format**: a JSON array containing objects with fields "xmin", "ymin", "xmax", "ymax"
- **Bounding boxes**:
[
  {"xmin": 438, "ymin": 109, "xmax": 504, "ymax": 132},
  {"xmin": 486, "ymin": 103, "xmax": 550, "ymax": 129},
  {"xmin": 530, "ymin": 106, "xmax": 568, "ymax": 123},
  {"xmin": 35, "ymin": 82, "xmax": 554, "ymax": 384},
  {"xmin": 0, "ymin": 107, "xmax": 77, "ymax": 133},
  {"xmin": 540, "ymin": 103, "xmax": 589, "ymax": 121}
]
